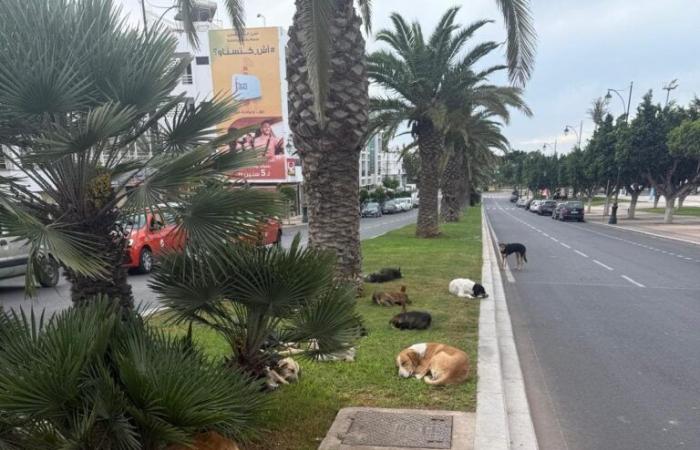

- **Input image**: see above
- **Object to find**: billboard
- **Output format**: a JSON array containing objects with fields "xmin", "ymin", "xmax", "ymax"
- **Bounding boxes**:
[{"xmin": 209, "ymin": 27, "xmax": 294, "ymax": 182}]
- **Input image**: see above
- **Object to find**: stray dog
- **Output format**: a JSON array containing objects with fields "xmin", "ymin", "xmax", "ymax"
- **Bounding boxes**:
[
  {"xmin": 499, "ymin": 243, "xmax": 528, "ymax": 270},
  {"xmin": 364, "ymin": 267, "xmax": 402, "ymax": 283},
  {"xmin": 264, "ymin": 357, "xmax": 301, "ymax": 390},
  {"xmin": 395, "ymin": 343, "xmax": 470, "ymax": 385},
  {"xmin": 390, "ymin": 303, "xmax": 432, "ymax": 330},
  {"xmin": 372, "ymin": 286, "xmax": 410, "ymax": 307},
  {"xmin": 279, "ymin": 340, "xmax": 357, "ymax": 362},
  {"xmin": 448, "ymin": 278, "xmax": 488, "ymax": 299}
]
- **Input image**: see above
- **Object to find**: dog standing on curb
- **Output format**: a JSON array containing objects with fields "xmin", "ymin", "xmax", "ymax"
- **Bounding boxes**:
[{"xmin": 498, "ymin": 243, "xmax": 527, "ymax": 270}]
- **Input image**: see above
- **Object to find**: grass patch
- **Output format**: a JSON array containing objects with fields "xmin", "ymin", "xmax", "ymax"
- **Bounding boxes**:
[
  {"xmin": 151, "ymin": 211, "xmax": 482, "ymax": 450},
  {"xmin": 640, "ymin": 207, "xmax": 700, "ymax": 217},
  {"xmin": 587, "ymin": 196, "xmax": 628, "ymax": 206}
]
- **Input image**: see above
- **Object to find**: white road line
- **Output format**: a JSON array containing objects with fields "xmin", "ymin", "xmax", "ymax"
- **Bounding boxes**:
[
  {"xmin": 551, "ymin": 237, "xmax": 559, "ymax": 242},
  {"xmin": 574, "ymin": 250, "xmax": 589, "ymax": 258},
  {"xmin": 504, "ymin": 264, "xmax": 516, "ymax": 283},
  {"xmin": 593, "ymin": 259, "xmax": 614, "ymax": 271},
  {"xmin": 621, "ymin": 275, "xmax": 645, "ymax": 288},
  {"xmin": 542, "ymin": 233, "xmax": 550, "ymax": 237},
  {"xmin": 560, "ymin": 243, "xmax": 571, "ymax": 249}
]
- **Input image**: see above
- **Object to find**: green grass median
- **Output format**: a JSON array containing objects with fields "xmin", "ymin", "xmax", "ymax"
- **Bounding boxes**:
[
  {"xmin": 640, "ymin": 206, "xmax": 700, "ymax": 217},
  {"xmin": 153, "ymin": 210, "xmax": 482, "ymax": 450}
]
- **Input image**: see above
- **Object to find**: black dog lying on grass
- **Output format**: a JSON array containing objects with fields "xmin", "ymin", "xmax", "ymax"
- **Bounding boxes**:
[
  {"xmin": 364, "ymin": 267, "xmax": 402, "ymax": 283},
  {"xmin": 390, "ymin": 304, "xmax": 432, "ymax": 330}
]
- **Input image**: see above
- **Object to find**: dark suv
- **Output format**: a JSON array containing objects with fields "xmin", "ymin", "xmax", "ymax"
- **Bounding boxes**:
[
  {"xmin": 556, "ymin": 201, "xmax": 585, "ymax": 221},
  {"xmin": 538, "ymin": 200, "xmax": 557, "ymax": 216}
]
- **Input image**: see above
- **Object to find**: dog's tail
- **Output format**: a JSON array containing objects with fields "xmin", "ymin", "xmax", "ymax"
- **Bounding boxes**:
[{"xmin": 523, "ymin": 251, "xmax": 528, "ymax": 263}]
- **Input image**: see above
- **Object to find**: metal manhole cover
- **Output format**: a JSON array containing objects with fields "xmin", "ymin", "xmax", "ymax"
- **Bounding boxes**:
[{"xmin": 341, "ymin": 411, "xmax": 453, "ymax": 448}]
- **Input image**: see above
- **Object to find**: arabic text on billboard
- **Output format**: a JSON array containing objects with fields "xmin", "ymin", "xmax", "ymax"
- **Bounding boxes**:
[{"xmin": 210, "ymin": 27, "xmax": 292, "ymax": 182}]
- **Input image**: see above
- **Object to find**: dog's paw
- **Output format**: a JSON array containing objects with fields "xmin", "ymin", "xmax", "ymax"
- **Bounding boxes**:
[{"xmin": 414, "ymin": 374, "xmax": 424, "ymax": 380}]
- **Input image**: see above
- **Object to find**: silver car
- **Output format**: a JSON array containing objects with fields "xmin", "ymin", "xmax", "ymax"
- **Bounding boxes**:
[{"xmin": 0, "ymin": 232, "xmax": 60, "ymax": 287}]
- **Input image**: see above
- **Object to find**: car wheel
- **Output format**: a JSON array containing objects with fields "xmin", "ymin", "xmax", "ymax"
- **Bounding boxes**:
[
  {"xmin": 138, "ymin": 248, "xmax": 153, "ymax": 274},
  {"xmin": 37, "ymin": 256, "xmax": 60, "ymax": 287}
]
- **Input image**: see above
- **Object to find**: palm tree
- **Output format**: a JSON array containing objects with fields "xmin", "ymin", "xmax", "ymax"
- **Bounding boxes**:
[
  {"xmin": 0, "ymin": 0, "xmax": 276, "ymax": 307},
  {"xmin": 588, "ymin": 97, "xmax": 608, "ymax": 130},
  {"xmin": 149, "ymin": 237, "xmax": 363, "ymax": 379},
  {"xmin": 169, "ymin": 0, "xmax": 533, "ymax": 281},
  {"xmin": 368, "ymin": 9, "xmax": 499, "ymax": 236}
]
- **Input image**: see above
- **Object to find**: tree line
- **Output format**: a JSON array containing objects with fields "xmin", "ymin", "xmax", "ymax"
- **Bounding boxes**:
[{"xmin": 497, "ymin": 92, "xmax": 700, "ymax": 223}]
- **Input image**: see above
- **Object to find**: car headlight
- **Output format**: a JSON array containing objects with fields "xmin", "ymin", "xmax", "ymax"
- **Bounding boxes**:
[{"xmin": 127, "ymin": 239, "xmax": 134, "ymax": 247}]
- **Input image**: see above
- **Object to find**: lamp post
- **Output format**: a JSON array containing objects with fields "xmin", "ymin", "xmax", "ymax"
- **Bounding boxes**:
[
  {"xmin": 257, "ymin": 13, "xmax": 267, "ymax": 26},
  {"xmin": 564, "ymin": 121, "xmax": 583, "ymax": 149},
  {"xmin": 604, "ymin": 81, "xmax": 633, "ymax": 224}
]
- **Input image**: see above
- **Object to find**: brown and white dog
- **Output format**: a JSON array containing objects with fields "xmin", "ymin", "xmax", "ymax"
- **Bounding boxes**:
[
  {"xmin": 372, "ymin": 286, "xmax": 410, "ymax": 307},
  {"xmin": 395, "ymin": 343, "xmax": 470, "ymax": 386}
]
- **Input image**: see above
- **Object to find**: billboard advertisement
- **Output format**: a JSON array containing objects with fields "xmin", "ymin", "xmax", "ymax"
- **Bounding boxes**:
[{"xmin": 209, "ymin": 27, "xmax": 295, "ymax": 182}]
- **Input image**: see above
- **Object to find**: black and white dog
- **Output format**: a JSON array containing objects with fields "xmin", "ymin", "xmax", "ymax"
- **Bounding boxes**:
[
  {"xmin": 449, "ymin": 278, "xmax": 488, "ymax": 299},
  {"xmin": 498, "ymin": 243, "xmax": 528, "ymax": 270}
]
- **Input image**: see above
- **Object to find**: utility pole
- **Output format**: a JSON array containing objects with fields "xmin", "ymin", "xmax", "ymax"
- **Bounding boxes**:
[{"xmin": 663, "ymin": 79, "xmax": 679, "ymax": 106}]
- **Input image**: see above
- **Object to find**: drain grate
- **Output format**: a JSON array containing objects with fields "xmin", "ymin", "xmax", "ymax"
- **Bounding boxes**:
[{"xmin": 341, "ymin": 411, "xmax": 453, "ymax": 448}]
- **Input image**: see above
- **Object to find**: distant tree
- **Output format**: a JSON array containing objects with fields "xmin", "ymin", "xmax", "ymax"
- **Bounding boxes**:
[
  {"xmin": 615, "ymin": 120, "xmax": 646, "ymax": 218},
  {"xmin": 627, "ymin": 92, "xmax": 690, "ymax": 223},
  {"xmin": 359, "ymin": 188, "xmax": 370, "ymax": 205},
  {"xmin": 588, "ymin": 97, "xmax": 608, "ymax": 130},
  {"xmin": 402, "ymin": 150, "xmax": 421, "ymax": 184},
  {"xmin": 666, "ymin": 117, "xmax": 700, "ymax": 215},
  {"xmin": 382, "ymin": 176, "xmax": 400, "ymax": 191},
  {"xmin": 587, "ymin": 114, "xmax": 619, "ymax": 214}
]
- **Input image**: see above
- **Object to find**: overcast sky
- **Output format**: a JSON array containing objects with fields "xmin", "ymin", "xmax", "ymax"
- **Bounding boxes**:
[{"xmin": 121, "ymin": 0, "xmax": 700, "ymax": 154}]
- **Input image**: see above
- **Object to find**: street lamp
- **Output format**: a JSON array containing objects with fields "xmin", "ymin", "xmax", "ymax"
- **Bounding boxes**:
[
  {"xmin": 564, "ymin": 121, "xmax": 583, "ymax": 149},
  {"xmin": 257, "ymin": 13, "xmax": 267, "ymax": 26},
  {"xmin": 604, "ymin": 81, "xmax": 633, "ymax": 224}
]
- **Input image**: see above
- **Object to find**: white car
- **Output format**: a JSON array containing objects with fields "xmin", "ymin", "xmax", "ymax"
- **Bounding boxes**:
[
  {"xmin": 0, "ymin": 232, "xmax": 59, "ymax": 287},
  {"xmin": 395, "ymin": 197, "xmax": 413, "ymax": 211}
]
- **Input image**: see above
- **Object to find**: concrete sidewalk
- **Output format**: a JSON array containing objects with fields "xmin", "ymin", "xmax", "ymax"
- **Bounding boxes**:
[{"xmin": 584, "ymin": 200, "xmax": 700, "ymax": 245}]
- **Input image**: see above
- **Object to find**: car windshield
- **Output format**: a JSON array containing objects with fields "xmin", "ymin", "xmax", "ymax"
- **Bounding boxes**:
[
  {"xmin": 121, "ymin": 213, "xmax": 146, "ymax": 230},
  {"xmin": 545, "ymin": 201, "xmax": 556, "ymax": 206},
  {"xmin": 567, "ymin": 201, "xmax": 583, "ymax": 208},
  {"xmin": 365, "ymin": 203, "xmax": 379, "ymax": 209}
]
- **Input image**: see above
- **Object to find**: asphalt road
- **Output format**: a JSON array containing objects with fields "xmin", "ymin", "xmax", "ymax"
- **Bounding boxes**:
[
  {"xmin": 484, "ymin": 194, "xmax": 700, "ymax": 450},
  {"xmin": 0, "ymin": 209, "xmax": 418, "ymax": 316}
]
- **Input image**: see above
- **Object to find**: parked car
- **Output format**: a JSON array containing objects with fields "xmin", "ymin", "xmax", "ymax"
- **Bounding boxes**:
[
  {"xmin": 538, "ymin": 200, "xmax": 557, "ymax": 216},
  {"xmin": 382, "ymin": 200, "xmax": 401, "ymax": 214},
  {"xmin": 0, "ymin": 232, "xmax": 60, "ymax": 287},
  {"xmin": 411, "ymin": 192, "xmax": 420, "ymax": 207},
  {"xmin": 361, "ymin": 202, "xmax": 382, "ymax": 218},
  {"xmin": 395, "ymin": 197, "xmax": 413, "ymax": 211},
  {"xmin": 529, "ymin": 200, "xmax": 542, "ymax": 212},
  {"xmin": 510, "ymin": 191, "xmax": 519, "ymax": 203},
  {"xmin": 552, "ymin": 202, "xmax": 565, "ymax": 219},
  {"xmin": 516, "ymin": 197, "xmax": 528, "ymax": 208},
  {"xmin": 556, "ymin": 201, "xmax": 585, "ymax": 222}
]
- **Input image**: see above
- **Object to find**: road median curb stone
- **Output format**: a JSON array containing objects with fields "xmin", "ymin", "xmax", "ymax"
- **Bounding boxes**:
[{"xmin": 475, "ymin": 206, "xmax": 538, "ymax": 450}]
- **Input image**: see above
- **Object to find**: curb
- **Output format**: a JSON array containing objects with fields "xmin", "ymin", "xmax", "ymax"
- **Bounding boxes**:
[
  {"xmin": 587, "ymin": 220, "xmax": 700, "ymax": 246},
  {"xmin": 474, "ymin": 206, "xmax": 538, "ymax": 450}
]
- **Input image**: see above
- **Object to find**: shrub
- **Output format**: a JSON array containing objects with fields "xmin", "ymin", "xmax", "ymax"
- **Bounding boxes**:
[{"xmin": 0, "ymin": 300, "xmax": 265, "ymax": 450}]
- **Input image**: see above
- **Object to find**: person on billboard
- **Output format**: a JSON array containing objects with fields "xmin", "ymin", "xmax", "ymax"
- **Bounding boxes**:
[{"xmin": 230, "ymin": 120, "xmax": 284, "ymax": 157}]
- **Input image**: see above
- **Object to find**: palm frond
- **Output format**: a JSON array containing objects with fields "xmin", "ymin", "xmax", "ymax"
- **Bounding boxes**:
[
  {"xmin": 223, "ymin": 0, "xmax": 246, "ymax": 41},
  {"xmin": 298, "ymin": 0, "xmax": 333, "ymax": 127},
  {"xmin": 178, "ymin": 0, "xmax": 200, "ymax": 48},
  {"xmin": 357, "ymin": 0, "xmax": 372, "ymax": 34},
  {"xmin": 495, "ymin": 0, "xmax": 537, "ymax": 86}
]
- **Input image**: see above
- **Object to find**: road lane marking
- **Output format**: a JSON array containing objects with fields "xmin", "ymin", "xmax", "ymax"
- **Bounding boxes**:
[
  {"xmin": 574, "ymin": 250, "xmax": 589, "ymax": 258},
  {"xmin": 593, "ymin": 259, "xmax": 614, "ymax": 271},
  {"xmin": 504, "ymin": 265, "xmax": 516, "ymax": 283},
  {"xmin": 551, "ymin": 237, "xmax": 559, "ymax": 242},
  {"xmin": 560, "ymin": 243, "xmax": 571, "ymax": 249},
  {"xmin": 542, "ymin": 232, "xmax": 550, "ymax": 237},
  {"xmin": 621, "ymin": 275, "xmax": 645, "ymax": 288}
]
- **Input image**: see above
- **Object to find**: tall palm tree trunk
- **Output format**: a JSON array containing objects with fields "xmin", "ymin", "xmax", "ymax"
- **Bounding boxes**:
[
  {"xmin": 287, "ymin": 0, "xmax": 368, "ymax": 285},
  {"xmin": 440, "ymin": 149, "xmax": 463, "ymax": 222},
  {"xmin": 416, "ymin": 127, "xmax": 442, "ymax": 237}
]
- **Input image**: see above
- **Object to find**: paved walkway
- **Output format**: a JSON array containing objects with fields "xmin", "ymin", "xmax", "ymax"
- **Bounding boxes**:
[{"xmin": 584, "ymin": 195, "xmax": 700, "ymax": 245}]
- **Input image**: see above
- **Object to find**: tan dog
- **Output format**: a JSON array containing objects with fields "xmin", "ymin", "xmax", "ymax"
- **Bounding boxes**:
[
  {"xmin": 265, "ymin": 357, "xmax": 301, "ymax": 390},
  {"xmin": 372, "ymin": 286, "xmax": 410, "ymax": 307},
  {"xmin": 395, "ymin": 343, "xmax": 470, "ymax": 386}
]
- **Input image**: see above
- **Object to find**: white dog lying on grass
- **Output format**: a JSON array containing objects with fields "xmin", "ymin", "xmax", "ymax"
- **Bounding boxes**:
[{"xmin": 448, "ymin": 278, "xmax": 488, "ymax": 299}]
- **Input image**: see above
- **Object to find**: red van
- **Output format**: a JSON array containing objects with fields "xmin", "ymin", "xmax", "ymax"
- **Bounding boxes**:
[
  {"xmin": 123, "ymin": 211, "xmax": 183, "ymax": 273},
  {"xmin": 122, "ymin": 212, "xmax": 282, "ymax": 273}
]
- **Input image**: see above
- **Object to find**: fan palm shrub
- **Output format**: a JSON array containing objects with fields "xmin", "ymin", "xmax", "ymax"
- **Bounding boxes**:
[
  {"xmin": 0, "ymin": 300, "xmax": 266, "ymax": 450},
  {"xmin": 149, "ymin": 236, "xmax": 363, "ymax": 379},
  {"xmin": 0, "ymin": 0, "xmax": 276, "ymax": 306}
]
